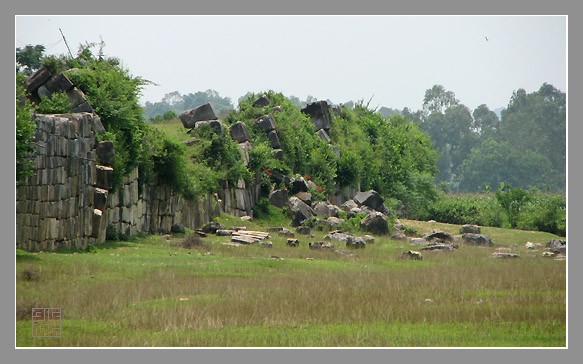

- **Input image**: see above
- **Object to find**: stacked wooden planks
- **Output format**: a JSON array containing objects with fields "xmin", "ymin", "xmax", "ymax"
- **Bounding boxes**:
[{"xmin": 231, "ymin": 230, "xmax": 270, "ymax": 244}]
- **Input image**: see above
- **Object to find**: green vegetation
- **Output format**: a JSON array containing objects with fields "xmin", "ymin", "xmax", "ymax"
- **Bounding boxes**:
[
  {"xmin": 16, "ymin": 217, "xmax": 565, "ymax": 347},
  {"xmin": 16, "ymin": 73, "xmax": 36, "ymax": 183},
  {"xmin": 422, "ymin": 190, "xmax": 565, "ymax": 237}
]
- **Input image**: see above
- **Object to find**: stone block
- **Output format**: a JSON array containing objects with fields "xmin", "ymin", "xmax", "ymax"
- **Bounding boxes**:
[
  {"xmin": 45, "ymin": 73, "xmax": 74, "ymax": 93},
  {"xmin": 26, "ymin": 67, "xmax": 52, "ymax": 94},
  {"xmin": 254, "ymin": 114, "xmax": 276, "ymax": 132},
  {"xmin": 230, "ymin": 121, "xmax": 250, "ymax": 143},
  {"xmin": 267, "ymin": 130, "xmax": 281, "ymax": 149},
  {"xmin": 179, "ymin": 103, "xmax": 218, "ymax": 128}
]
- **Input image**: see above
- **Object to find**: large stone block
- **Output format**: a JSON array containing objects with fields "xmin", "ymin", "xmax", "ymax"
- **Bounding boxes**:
[
  {"xmin": 254, "ymin": 114, "xmax": 276, "ymax": 132},
  {"xmin": 26, "ymin": 67, "xmax": 52, "ymax": 94},
  {"xmin": 269, "ymin": 189, "xmax": 288, "ymax": 208},
  {"xmin": 96, "ymin": 141, "xmax": 115, "ymax": 166},
  {"xmin": 301, "ymin": 100, "xmax": 331, "ymax": 131},
  {"xmin": 45, "ymin": 73, "xmax": 74, "ymax": 94},
  {"xmin": 179, "ymin": 103, "xmax": 218, "ymax": 128},
  {"xmin": 229, "ymin": 121, "xmax": 250, "ymax": 143},
  {"xmin": 96, "ymin": 165, "xmax": 114, "ymax": 190},
  {"xmin": 267, "ymin": 130, "xmax": 281, "ymax": 149},
  {"xmin": 353, "ymin": 190, "xmax": 385, "ymax": 212}
]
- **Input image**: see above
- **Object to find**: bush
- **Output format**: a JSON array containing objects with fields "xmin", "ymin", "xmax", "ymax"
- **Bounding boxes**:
[
  {"xmin": 181, "ymin": 234, "xmax": 210, "ymax": 250},
  {"xmin": 35, "ymin": 91, "xmax": 71, "ymax": 114},
  {"xmin": 16, "ymin": 73, "xmax": 36, "ymax": 183}
]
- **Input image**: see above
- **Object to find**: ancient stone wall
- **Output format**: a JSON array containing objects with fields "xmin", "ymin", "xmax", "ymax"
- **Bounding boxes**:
[{"xmin": 16, "ymin": 113, "xmax": 257, "ymax": 251}]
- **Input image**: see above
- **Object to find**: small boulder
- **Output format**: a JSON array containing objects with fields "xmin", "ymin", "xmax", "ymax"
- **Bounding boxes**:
[
  {"xmin": 340, "ymin": 199, "xmax": 358, "ymax": 212},
  {"xmin": 294, "ymin": 192, "xmax": 312, "ymax": 206},
  {"xmin": 346, "ymin": 236, "xmax": 366, "ymax": 249},
  {"xmin": 201, "ymin": 221, "xmax": 226, "ymax": 234},
  {"xmin": 296, "ymin": 226, "xmax": 312, "ymax": 235},
  {"xmin": 423, "ymin": 230, "xmax": 455, "ymax": 243},
  {"xmin": 491, "ymin": 252, "xmax": 520, "ymax": 259},
  {"xmin": 287, "ymin": 239, "xmax": 300, "ymax": 247},
  {"xmin": 400, "ymin": 250, "xmax": 423, "ymax": 260},
  {"xmin": 171, "ymin": 223, "xmax": 185, "ymax": 234},
  {"xmin": 462, "ymin": 233, "xmax": 493, "ymax": 247},
  {"xmin": 258, "ymin": 241, "xmax": 273, "ymax": 248},
  {"xmin": 253, "ymin": 95, "xmax": 270, "ymax": 107},
  {"xmin": 460, "ymin": 224, "xmax": 481, "ymax": 234}
]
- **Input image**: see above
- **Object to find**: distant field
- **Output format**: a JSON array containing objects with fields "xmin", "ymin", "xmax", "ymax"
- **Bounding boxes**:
[{"xmin": 16, "ymin": 215, "xmax": 566, "ymax": 347}]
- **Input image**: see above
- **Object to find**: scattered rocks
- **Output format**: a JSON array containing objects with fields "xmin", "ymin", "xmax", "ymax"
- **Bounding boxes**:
[
  {"xmin": 542, "ymin": 251, "xmax": 556, "ymax": 258},
  {"xmin": 363, "ymin": 235, "xmax": 375, "ymax": 244},
  {"xmin": 400, "ymin": 250, "xmax": 423, "ymax": 260},
  {"xmin": 546, "ymin": 239, "xmax": 566, "ymax": 255},
  {"xmin": 462, "ymin": 233, "xmax": 493, "ymax": 247},
  {"xmin": 460, "ymin": 224, "xmax": 481, "ymax": 234},
  {"xmin": 309, "ymin": 241, "xmax": 336, "ymax": 250}
]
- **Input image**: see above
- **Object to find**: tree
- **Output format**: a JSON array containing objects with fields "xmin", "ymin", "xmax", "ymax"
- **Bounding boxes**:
[
  {"xmin": 16, "ymin": 44, "xmax": 45, "ymax": 75},
  {"xmin": 422, "ymin": 84, "xmax": 459, "ymax": 115},
  {"xmin": 458, "ymin": 139, "xmax": 557, "ymax": 191},
  {"xmin": 472, "ymin": 104, "xmax": 500, "ymax": 137},
  {"xmin": 500, "ymin": 84, "xmax": 566, "ymax": 180}
]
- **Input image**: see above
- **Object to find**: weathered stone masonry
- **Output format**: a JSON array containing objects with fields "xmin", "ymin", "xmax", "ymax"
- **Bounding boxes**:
[{"xmin": 16, "ymin": 112, "xmax": 257, "ymax": 251}]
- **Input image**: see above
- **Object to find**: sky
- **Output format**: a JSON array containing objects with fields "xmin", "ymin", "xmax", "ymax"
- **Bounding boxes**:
[{"xmin": 15, "ymin": 15, "xmax": 566, "ymax": 112}]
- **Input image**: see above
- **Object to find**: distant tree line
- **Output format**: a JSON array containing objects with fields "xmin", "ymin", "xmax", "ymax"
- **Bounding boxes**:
[{"xmin": 400, "ymin": 84, "xmax": 565, "ymax": 192}]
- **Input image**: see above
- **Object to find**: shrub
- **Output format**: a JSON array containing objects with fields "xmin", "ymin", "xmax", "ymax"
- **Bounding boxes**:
[
  {"xmin": 35, "ymin": 91, "xmax": 71, "ymax": 114},
  {"xmin": 181, "ymin": 234, "xmax": 210, "ymax": 250},
  {"xmin": 16, "ymin": 73, "xmax": 36, "ymax": 183}
]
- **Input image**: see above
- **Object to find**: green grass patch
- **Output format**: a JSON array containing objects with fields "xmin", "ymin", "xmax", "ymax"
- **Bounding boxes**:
[{"xmin": 16, "ymin": 217, "xmax": 566, "ymax": 347}]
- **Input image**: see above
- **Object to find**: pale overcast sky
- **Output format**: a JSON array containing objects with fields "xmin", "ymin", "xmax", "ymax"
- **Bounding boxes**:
[{"xmin": 15, "ymin": 15, "xmax": 566, "ymax": 112}]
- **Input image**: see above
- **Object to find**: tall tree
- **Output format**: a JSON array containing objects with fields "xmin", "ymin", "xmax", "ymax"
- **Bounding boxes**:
[
  {"xmin": 16, "ymin": 44, "xmax": 45, "ymax": 75},
  {"xmin": 472, "ymin": 104, "xmax": 500, "ymax": 137},
  {"xmin": 422, "ymin": 84, "xmax": 459, "ymax": 115}
]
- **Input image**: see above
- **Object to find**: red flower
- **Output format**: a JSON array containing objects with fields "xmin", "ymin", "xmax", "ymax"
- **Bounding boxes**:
[
  {"xmin": 263, "ymin": 169, "xmax": 272, "ymax": 176},
  {"xmin": 317, "ymin": 186, "xmax": 322, "ymax": 191},
  {"xmin": 305, "ymin": 175, "xmax": 311, "ymax": 180}
]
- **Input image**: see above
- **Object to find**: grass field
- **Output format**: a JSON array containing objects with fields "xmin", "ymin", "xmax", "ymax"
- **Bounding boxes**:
[{"xmin": 15, "ymin": 214, "xmax": 566, "ymax": 347}]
